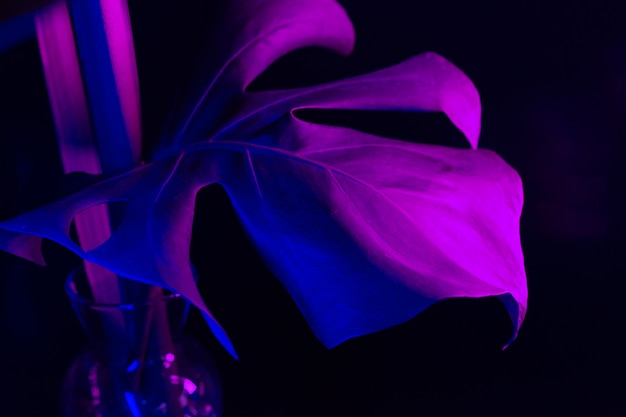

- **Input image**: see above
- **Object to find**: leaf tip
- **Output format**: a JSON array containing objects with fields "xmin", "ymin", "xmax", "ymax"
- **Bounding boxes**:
[
  {"xmin": 420, "ymin": 52, "xmax": 482, "ymax": 148},
  {"xmin": 498, "ymin": 292, "xmax": 526, "ymax": 349},
  {"xmin": 203, "ymin": 311, "xmax": 239, "ymax": 359}
]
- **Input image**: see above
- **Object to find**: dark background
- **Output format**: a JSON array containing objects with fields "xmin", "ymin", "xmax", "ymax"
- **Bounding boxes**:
[{"xmin": 1, "ymin": 0, "xmax": 626, "ymax": 416}]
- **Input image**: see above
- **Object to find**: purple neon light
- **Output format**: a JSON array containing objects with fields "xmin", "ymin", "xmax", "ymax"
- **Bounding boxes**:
[
  {"xmin": 70, "ymin": 0, "xmax": 142, "ymax": 173},
  {"xmin": 34, "ymin": 1, "xmax": 122, "ymax": 305},
  {"xmin": 99, "ymin": 0, "xmax": 142, "ymax": 163},
  {"xmin": 34, "ymin": 2, "xmax": 100, "ymax": 175}
]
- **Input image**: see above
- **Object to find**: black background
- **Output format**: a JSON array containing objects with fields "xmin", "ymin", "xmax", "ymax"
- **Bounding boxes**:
[{"xmin": 1, "ymin": 0, "xmax": 626, "ymax": 416}]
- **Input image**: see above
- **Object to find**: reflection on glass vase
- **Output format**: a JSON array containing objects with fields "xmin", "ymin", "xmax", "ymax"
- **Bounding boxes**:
[{"xmin": 62, "ymin": 267, "xmax": 222, "ymax": 417}]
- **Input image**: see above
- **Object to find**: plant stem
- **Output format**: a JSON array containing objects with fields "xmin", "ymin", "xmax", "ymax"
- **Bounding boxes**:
[
  {"xmin": 35, "ymin": 0, "xmax": 122, "ymax": 304},
  {"xmin": 68, "ymin": 0, "xmax": 142, "ymax": 173},
  {"xmin": 37, "ymin": 2, "xmax": 182, "ymax": 412},
  {"xmin": 68, "ymin": 0, "xmax": 157, "ymax": 309}
]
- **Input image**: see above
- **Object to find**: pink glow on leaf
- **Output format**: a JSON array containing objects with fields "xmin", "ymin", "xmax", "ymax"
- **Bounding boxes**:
[
  {"xmin": 0, "ymin": 0, "xmax": 527, "ymax": 355},
  {"xmin": 168, "ymin": 0, "xmax": 355, "ymax": 148}
]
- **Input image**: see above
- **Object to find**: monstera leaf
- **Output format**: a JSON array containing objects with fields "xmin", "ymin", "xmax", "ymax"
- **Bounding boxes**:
[{"xmin": 0, "ymin": 0, "xmax": 526, "ymax": 357}]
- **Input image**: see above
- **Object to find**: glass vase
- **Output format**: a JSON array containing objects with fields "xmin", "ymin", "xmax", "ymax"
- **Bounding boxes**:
[{"xmin": 61, "ymin": 267, "xmax": 222, "ymax": 417}]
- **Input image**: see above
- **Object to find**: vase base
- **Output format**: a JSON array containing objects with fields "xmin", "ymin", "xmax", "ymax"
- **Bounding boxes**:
[{"xmin": 62, "ymin": 337, "xmax": 222, "ymax": 417}]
